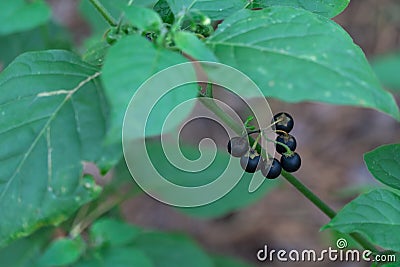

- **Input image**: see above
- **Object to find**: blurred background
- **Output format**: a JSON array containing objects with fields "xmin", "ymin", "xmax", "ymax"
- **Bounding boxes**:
[{"xmin": 2, "ymin": 1, "xmax": 400, "ymax": 266}]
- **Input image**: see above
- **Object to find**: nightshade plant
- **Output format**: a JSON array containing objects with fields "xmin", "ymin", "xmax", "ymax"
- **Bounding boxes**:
[{"xmin": 0, "ymin": 0, "xmax": 399, "ymax": 266}]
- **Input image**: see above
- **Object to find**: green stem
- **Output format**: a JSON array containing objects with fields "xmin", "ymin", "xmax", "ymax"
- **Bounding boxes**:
[
  {"xmin": 197, "ymin": 87, "xmax": 378, "ymax": 253},
  {"xmin": 265, "ymin": 137, "xmax": 292, "ymax": 155},
  {"xmin": 88, "ymin": 0, "xmax": 117, "ymax": 27},
  {"xmin": 252, "ymin": 133, "xmax": 261, "ymax": 150},
  {"xmin": 281, "ymin": 170, "xmax": 336, "ymax": 218},
  {"xmin": 198, "ymin": 97, "xmax": 243, "ymax": 135},
  {"xmin": 69, "ymin": 185, "xmax": 137, "ymax": 238}
]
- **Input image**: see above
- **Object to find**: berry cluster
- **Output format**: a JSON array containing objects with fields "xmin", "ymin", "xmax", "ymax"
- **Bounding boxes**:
[{"xmin": 227, "ymin": 112, "xmax": 301, "ymax": 179}]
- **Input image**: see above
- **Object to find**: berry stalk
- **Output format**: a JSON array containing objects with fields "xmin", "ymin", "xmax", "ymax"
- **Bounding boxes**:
[{"xmin": 88, "ymin": 0, "xmax": 117, "ymax": 27}]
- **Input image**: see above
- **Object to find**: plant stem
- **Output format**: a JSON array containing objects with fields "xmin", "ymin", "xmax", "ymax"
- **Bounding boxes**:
[
  {"xmin": 69, "ymin": 185, "xmax": 136, "ymax": 238},
  {"xmin": 199, "ymin": 97, "xmax": 243, "ymax": 135},
  {"xmin": 281, "ymin": 170, "xmax": 336, "ymax": 218},
  {"xmin": 88, "ymin": 0, "xmax": 117, "ymax": 27},
  {"xmin": 197, "ymin": 89, "xmax": 378, "ymax": 252}
]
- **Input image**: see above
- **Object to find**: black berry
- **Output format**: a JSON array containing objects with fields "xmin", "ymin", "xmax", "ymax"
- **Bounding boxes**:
[
  {"xmin": 276, "ymin": 134, "xmax": 297, "ymax": 154},
  {"xmin": 280, "ymin": 152, "xmax": 301, "ymax": 172},
  {"xmin": 273, "ymin": 112, "xmax": 294, "ymax": 133},
  {"xmin": 240, "ymin": 151, "xmax": 261, "ymax": 173},
  {"xmin": 261, "ymin": 158, "xmax": 282, "ymax": 179},
  {"xmin": 227, "ymin": 137, "xmax": 249, "ymax": 157}
]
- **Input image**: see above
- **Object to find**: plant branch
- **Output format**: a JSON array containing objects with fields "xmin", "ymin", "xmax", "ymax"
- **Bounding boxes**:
[
  {"xmin": 69, "ymin": 185, "xmax": 136, "ymax": 238},
  {"xmin": 197, "ymin": 88, "xmax": 378, "ymax": 253},
  {"xmin": 88, "ymin": 0, "xmax": 117, "ymax": 27},
  {"xmin": 281, "ymin": 170, "xmax": 336, "ymax": 218}
]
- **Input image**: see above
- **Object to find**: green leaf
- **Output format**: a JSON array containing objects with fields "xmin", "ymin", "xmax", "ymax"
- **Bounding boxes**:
[
  {"xmin": 206, "ymin": 7, "xmax": 400, "ymax": 121},
  {"xmin": 166, "ymin": 0, "xmax": 247, "ymax": 20},
  {"xmin": 0, "ymin": 229, "xmax": 50, "ymax": 267},
  {"xmin": 0, "ymin": 0, "xmax": 51, "ymax": 35},
  {"xmin": 102, "ymin": 35, "xmax": 197, "ymax": 142},
  {"xmin": 90, "ymin": 218, "xmax": 141, "ymax": 247},
  {"xmin": 174, "ymin": 31, "xmax": 218, "ymax": 61},
  {"xmin": 212, "ymin": 255, "xmax": 255, "ymax": 267},
  {"xmin": 322, "ymin": 189, "xmax": 400, "ymax": 251},
  {"xmin": 252, "ymin": 0, "xmax": 350, "ymax": 18},
  {"xmin": 73, "ymin": 247, "xmax": 154, "ymax": 267},
  {"xmin": 38, "ymin": 237, "xmax": 85, "ymax": 267},
  {"xmin": 364, "ymin": 144, "xmax": 400, "ymax": 191},
  {"xmin": 125, "ymin": 6, "xmax": 163, "ymax": 32},
  {"xmin": 372, "ymin": 52, "xmax": 400, "ymax": 92},
  {"xmin": 0, "ymin": 22, "xmax": 72, "ymax": 68},
  {"xmin": 0, "ymin": 50, "xmax": 114, "ymax": 246},
  {"xmin": 133, "ymin": 232, "xmax": 213, "ymax": 267}
]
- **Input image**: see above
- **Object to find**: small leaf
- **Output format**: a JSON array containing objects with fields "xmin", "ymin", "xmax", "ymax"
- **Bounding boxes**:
[
  {"xmin": 38, "ymin": 237, "xmax": 85, "ymax": 267},
  {"xmin": 364, "ymin": 144, "xmax": 400, "ymax": 190},
  {"xmin": 90, "ymin": 218, "xmax": 141, "ymax": 246},
  {"xmin": 166, "ymin": 0, "xmax": 247, "ymax": 20},
  {"xmin": 0, "ymin": 50, "xmax": 115, "ymax": 246},
  {"xmin": 125, "ymin": 6, "xmax": 163, "ymax": 32},
  {"xmin": 371, "ymin": 51, "xmax": 400, "ymax": 92},
  {"xmin": 133, "ymin": 232, "xmax": 213, "ymax": 267},
  {"xmin": 206, "ymin": 7, "xmax": 400, "ymax": 121},
  {"xmin": 252, "ymin": 0, "xmax": 350, "ymax": 18},
  {"xmin": 0, "ymin": 0, "xmax": 51, "ymax": 35},
  {"xmin": 174, "ymin": 31, "xmax": 217, "ymax": 61},
  {"xmin": 322, "ymin": 189, "xmax": 400, "ymax": 251}
]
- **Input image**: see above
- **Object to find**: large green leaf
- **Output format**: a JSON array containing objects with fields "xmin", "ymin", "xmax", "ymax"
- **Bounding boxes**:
[
  {"xmin": 132, "ymin": 232, "xmax": 213, "ymax": 267},
  {"xmin": 0, "ymin": 0, "xmax": 51, "ymax": 35},
  {"xmin": 38, "ymin": 237, "xmax": 85, "ymax": 267},
  {"xmin": 252, "ymin": 0, "xmax": 349, "ymax": 18},
  {"xmin": 206, "ymin": 7, "xmax": 400, "ymax": 121},
  {"xmin": 372, "ymin": 52, "xmax": 400, "ymax": 92},
  {"xmin": 322, "ymin": 189, "xmax": 400, "ymax": 251},
  {"xmin": 0, "ymin": 50, "xmax": 114, "ymax": 246},
  {"xmin": 166, "ymin": 0, "xmax": 247, "ymax": 20},
  {"xmin": 364, "ymin": 144, "xmax": 400, "ymax": 191},
  {"xmin": 102, "ymin": 35, "xmax": 197, "ymax": 142}
]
